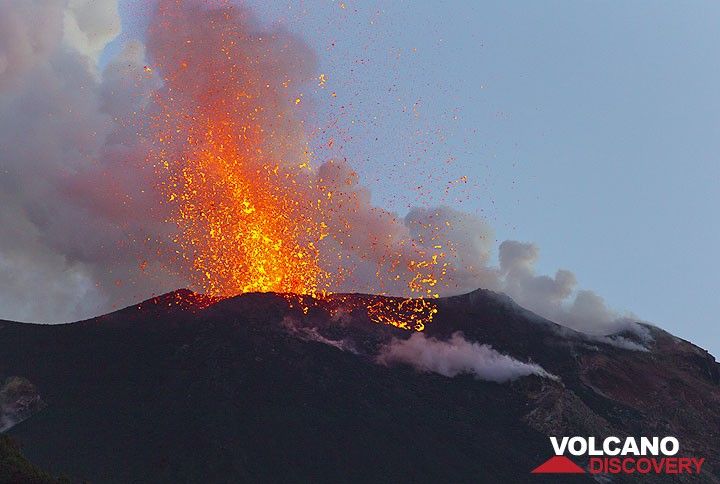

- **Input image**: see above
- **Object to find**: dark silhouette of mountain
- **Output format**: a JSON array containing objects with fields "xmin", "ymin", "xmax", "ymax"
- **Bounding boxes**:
[
  {"xmin": 0, "ymin": 435, "xmax": 71, "ymax": 484},
  {"xmin": 1, "ymin": 289, "xmax": 718, "ymax": 483}
]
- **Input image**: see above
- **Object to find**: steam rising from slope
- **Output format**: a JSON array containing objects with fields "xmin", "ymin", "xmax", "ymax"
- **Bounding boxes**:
[
  {"xmin": 377, "ymin": 332, "xmax": 557, "ymax": 382},
  {"xmin": 0, "ymin": 0, "xmax": 641, "ymax": 336}
]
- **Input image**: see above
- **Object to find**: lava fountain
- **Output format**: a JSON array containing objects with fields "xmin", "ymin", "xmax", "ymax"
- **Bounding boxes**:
[{"xmin": 145, "ymin": 0, "xmax": 440, "ymax": 330}]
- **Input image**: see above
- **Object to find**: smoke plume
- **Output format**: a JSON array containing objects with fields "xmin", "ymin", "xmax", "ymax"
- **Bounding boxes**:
[{"xmin": 0, "ymin": 0, "xmax": 170, "ymax": 322}]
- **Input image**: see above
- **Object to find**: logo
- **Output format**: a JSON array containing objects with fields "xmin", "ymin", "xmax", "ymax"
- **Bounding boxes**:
[{"xmin": 532, "ymin": 436, "xmax": 706, "ymax": 476}]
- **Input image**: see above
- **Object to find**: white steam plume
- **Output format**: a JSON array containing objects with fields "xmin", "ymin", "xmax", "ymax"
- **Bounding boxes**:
[{"xmin": 377, "ymin": 332, "xmax": 557, "ymax": 383}]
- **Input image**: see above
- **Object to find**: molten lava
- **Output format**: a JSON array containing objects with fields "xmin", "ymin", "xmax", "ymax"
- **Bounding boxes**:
[{"xmin": 155, "ymin": 116, "xmax": 326, "ymax": 297}]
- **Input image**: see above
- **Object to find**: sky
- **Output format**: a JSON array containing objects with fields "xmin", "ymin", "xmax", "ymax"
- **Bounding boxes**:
[
  {"xmin": 216, "ymin": 0, "xmax": 718, "ymax": 354},
  {"xmin": 2, "ymin": 1, "xmax": 717, "ymax": 356}
]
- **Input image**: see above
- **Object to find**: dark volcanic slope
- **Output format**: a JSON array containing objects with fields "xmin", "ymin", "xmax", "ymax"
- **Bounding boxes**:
[{"xmin": 1, "ymin": 289, "xmax": 718, "ymax": 483}]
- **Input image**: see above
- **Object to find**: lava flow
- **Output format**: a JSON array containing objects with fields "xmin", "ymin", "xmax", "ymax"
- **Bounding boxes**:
[{"xmin": 145, "ymin": 0, "xmax": 440, "ymax": 331}]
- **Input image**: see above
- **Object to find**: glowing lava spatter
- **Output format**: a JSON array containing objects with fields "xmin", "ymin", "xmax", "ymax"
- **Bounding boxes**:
[
  {"xmin": 146, "ymin": 0, "xmax": 440, "ymax": 331},
  {"xmin": 154, "ymin": 116, "xmax": 326, "ymax": 297}
]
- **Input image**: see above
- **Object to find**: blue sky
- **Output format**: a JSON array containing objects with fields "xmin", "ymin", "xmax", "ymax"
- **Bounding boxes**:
[{"xmin": 115, "ymin": 1, "xmax": 719, "ymax": 354}]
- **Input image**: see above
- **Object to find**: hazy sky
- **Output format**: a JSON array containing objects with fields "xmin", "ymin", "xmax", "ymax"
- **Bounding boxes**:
[
  {"xmin": 196, "ymin": 1, "xmax": 718, "ymax": 354},
  {"xmin": 7, "ymin": 1, "xmax": 718, "ymax": 356}
]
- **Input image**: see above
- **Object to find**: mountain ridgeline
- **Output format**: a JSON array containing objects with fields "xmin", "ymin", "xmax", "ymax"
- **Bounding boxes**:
[{"xmin": 0, "ymin": 289, "xmax": 718, "ymax": 483}]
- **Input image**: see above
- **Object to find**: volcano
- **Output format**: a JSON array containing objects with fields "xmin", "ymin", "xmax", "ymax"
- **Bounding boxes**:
[{"xmin": 1, "ymin": 289, "xmax": 718, "ymax": 483}]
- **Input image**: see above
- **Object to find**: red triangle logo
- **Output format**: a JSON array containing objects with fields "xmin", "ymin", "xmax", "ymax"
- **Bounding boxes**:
[{"xmin": 531, "ymin": 455, "xmax": 586, "ymax": 474}]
